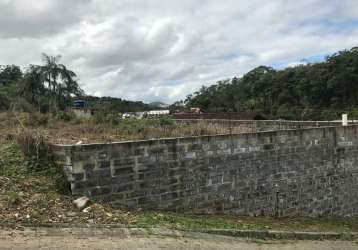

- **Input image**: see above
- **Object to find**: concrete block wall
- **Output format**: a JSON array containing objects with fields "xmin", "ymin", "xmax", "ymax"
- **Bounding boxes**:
[{"xmin": 51, "ymin": 125, "xmax": 358, "ymax": 217}]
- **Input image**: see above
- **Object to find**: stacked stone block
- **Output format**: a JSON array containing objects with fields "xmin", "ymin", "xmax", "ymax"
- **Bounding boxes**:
[{"xmin": 51, "ymin": 125, "xmax": 358, "ymax": 217}]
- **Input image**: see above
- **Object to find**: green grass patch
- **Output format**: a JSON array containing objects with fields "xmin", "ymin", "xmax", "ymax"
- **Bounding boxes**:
[
  {"xmin": 134, "ymin": 211, "xmax": 251, "ymax": 230},
  {"xmin": 133, "ymin": 211, "xmax": 358, "ymax": 232},
  {"xmin": 0, "ymin": 140, "xmax": 69, "ymax": 194}
]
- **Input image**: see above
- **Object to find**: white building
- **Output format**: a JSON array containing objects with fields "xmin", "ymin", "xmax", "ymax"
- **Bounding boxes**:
[{"xmin": 122, "ymin": 110, "xmax": 170, "ymax": 119}]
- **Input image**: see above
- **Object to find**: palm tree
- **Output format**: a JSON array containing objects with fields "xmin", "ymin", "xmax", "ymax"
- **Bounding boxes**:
[{"xmin": 40, "ymin": 53, "xmax": 82, "ymax": 112}]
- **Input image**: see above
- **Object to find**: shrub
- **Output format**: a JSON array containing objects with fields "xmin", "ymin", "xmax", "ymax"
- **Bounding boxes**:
[
  {"xmin": 24, "ymin": 112, "xmax": 49, "ymax": 127},
  {"xmin": 15, "ymin": 128, "xmax": 70, "ymax": 194},
  {"xmin": 91, "ymin": 111, "xmax": 102, "ymax": 124},
  {"xmin": 6, "ymin": 189, "xmax": 23, "ymax": 206},
  {"xmin": 159, "ymin": 116, "xmax": 175, "ymax": 126},
  {"xmin": 106, "ymin": 113, "xmax": 121, "ymax": 126},
  {"xmin": 11, "ymin": 98, "xmax": 36, "ymax": 113},
  {"xmin": 16, "ymin": 128, "xmax": 48, "ymax": 160},
  {"xmin": 56, "ymin": 110, "xmax": 76, "ymax": 122},
  {"xmin": 320, "ymin": 110, "xmax": 342, "ymax": 121}
]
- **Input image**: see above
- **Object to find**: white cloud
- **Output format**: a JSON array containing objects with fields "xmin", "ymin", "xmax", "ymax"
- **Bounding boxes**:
[{"xmin": 0, "ymin": 0, "xmax": 358, "ymax": 103}]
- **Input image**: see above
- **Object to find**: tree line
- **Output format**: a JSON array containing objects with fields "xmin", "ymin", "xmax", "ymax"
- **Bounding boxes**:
[
  {"xmin": 185, "ymin": 47, "xmax": 358, "ymax": 120},
  {"xmin": 0, "ymin": 54, "xmax": 153, "ymax": 114}
]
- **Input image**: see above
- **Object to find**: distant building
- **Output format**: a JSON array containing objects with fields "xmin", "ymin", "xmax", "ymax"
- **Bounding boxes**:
[
  {"xmin": 146, "ymin": 110, "xmax": 170, "ymax": 116},
  {"xmin": 73, "ymin": 100, "xmax": 86, "ymax": 109},
  {"xmin": 190, "ymin": 107, "xmax": 203, "ymax": 114},
  {"xmin": 122, "ymin": 110, "xmax": 170, "ymax": 119},
  {"xmin": 72, "ymin": 99, "xmax": 91, "ymax": 119}
]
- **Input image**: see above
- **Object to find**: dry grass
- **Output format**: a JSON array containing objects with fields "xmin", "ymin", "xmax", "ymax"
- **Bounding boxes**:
[
  {"xmin": 47, "ymin": 121, "xmax": 253, "ymax": 144},
  {"xmin": 0, "ymin": 112, "xmax": 253, "ymax": 145}
]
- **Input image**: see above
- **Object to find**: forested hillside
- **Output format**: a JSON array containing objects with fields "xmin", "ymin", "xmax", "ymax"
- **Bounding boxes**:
[
  {"xmin": 0, "ymin": 54, "xmax": 153, "ymax": 114},
  {"xmin": 185, "ymin": 47, "xmax": 358, "ymax": 120},
  {"xmin": 84, "ymin": 96, "xmax": 153, "ymax": 113}
]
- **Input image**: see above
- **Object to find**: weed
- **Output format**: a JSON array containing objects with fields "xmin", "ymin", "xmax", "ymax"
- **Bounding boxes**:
[
  {"xmin": 11, "ymin": 128, "xmax": 70, "ymax": 194},
  {"xmin": 15, "ymin": 128, "xmax": 48, "ymax": 167},
  {"xmin": 159, "ymin": 116, "xmax": 176, "ymax": 126},
  {"xmin": 5, "ymin": 187, "xmax": 24, "ymax": 206},
  {"xmin": 6, "ymin": 191, "xmax": 22, "ymax": 205}
]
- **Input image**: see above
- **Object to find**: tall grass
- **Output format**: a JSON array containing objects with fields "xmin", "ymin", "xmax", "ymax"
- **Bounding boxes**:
[{"xmin": 1, "ymin": 111, "xmax": 252, "ymax": 144}]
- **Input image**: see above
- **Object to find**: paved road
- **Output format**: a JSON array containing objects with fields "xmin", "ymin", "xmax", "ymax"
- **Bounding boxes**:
[{"xmin": 0, "ymin": 231, "xmax": 357, "ymax": 250}]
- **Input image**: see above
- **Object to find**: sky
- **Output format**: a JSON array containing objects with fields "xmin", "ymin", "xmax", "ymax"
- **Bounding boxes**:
[{"xmin": 0, "ymin": 0, "xmax": 358, "ymax": 104}]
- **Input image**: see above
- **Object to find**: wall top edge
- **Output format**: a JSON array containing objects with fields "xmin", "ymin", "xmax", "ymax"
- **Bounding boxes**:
[
  {"xmin": 175, "ymin": 119, "xmax": 356, "ymax": 123},
  {"xmin": 50, "ymin": 124, "xmax": 358, "ymax": 147}
]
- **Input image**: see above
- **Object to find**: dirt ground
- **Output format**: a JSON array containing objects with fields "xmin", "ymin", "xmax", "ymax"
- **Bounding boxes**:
[{"xmin": 0, "ymin": 230, "xmax": 357, "ymax": 250}]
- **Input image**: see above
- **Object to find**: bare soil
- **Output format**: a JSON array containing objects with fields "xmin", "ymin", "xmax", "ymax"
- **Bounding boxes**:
[{"xmin": 1, "ymin": 229, "xmax": 358, "ymax": 250}]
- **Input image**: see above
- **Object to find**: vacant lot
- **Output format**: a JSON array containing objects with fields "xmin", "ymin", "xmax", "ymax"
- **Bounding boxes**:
[
  {"xmin": 2, "ymin": 116, "xmax": 358, "ymax": 233},
  {"xmin": 0, "ymin": 112, "xmax": 253, "ymax": 144}
]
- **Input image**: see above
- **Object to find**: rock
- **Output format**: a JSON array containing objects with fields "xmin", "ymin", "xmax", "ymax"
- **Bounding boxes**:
[
  {"xmin": 73, "ymin": 196, "xmax": 90, "ymax": 210},
  {"xmin": 82, "ymin": 207, "xmax": 91, "ymax": 213},
  {"xmin": 66, "ymin": 212, "xmax": 77, "ymax": 217}
]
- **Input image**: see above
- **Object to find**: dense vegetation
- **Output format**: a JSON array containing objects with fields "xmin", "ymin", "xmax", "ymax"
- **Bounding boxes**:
[
  {"xmin": 3, "ymin": 47, "xmax": 358, "ymax": 120},
  {"xmin": 0, "ymin": 54, "xmax": 154, "ymax": 114},
  {"xmin": 84, "ymin": 96, "xmax": 153, "ymax": 114},
  {"xmin": 0, "ymin": 54, "xmax": 83, "ymax": 113},
  {"xmin": 185, "ymin": 47, "xmax": 358, "ymax": 120}
]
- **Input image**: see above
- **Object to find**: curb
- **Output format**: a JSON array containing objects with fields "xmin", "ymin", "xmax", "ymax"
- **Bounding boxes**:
[{"xmin": 0, "ymin": 224, "xmax": 357, "ymax": 241}]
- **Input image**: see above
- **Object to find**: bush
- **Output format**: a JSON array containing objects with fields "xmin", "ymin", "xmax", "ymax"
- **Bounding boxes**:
[
  {"xmin": 24, "ymin": 112, "xmax": 49, "ymax": 127},
  {"xmin": 11, "ymin": 98, "xmax": 37, "ymax": 113},
  {"xmin": 159, "ymin": 116, "xmax": 175, "ymax": 126},
  {"xmin": 56, "ymin": 110, "xmax": 76, "ymax": 122},
  {"xmin": 92, "ymin": 111, "xmax": 106, "ymax": 124},
  {"xmin": 6, "ymin": 189, "xmax": 23, "ymax": 205},
  {"xmin": 117, "ymin": 118, "xmax": 146, "ymax": 134},
  {"xmin": 0, "ymin": 91, "xmax": 10, "ymax": 111},
  {"xmin": 92, "ymin": 111, "xmax": 121, "ymax": 125},
  {"xmin": 15, "ymin": 128, "xmax": 48, "ymax": 165},
  {"xmin": 276, "ymin": 105, "xmax": 301, "ymax": 120},
  {"xmin": 320, "ymin": 110, "xmax": 342, "ymax": 121},
  {"xmin": 15, "ymin": 128, "xmax": 70, "ymax": 194},
  {"xmin": 107, "ymin": 113, "xmax": 121, "ymax": 126}
]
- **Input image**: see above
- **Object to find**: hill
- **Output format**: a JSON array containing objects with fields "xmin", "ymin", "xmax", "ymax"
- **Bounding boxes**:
[
  {"xmin": 148, "ymin": 101, "xmax": 169, "ymax": 109},
  {"xmin": 185, "ymin": 47, "xmax": 358, "ymax": 120}
]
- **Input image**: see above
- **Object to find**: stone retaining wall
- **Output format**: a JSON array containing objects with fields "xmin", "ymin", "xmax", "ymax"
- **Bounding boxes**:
[{"xmin": 51, "ymin": 125, "xmax": 358, "ymax": 217}]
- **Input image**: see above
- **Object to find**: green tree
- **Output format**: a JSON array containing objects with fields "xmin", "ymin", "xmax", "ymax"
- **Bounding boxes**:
[
  {"xmin": 0, "ymin": 65, "xmax": 22, "ymax": 86},
  {"xmin": 40, "ymin": 53, "xmax": 82, "ymax": 112},
  {"xmin": 185, "ymin": 47, "xmax": 358, "ymax": 120},
  {"xmin": 19, "ymin": 65, "xmax": 46, "ymax": 111}
]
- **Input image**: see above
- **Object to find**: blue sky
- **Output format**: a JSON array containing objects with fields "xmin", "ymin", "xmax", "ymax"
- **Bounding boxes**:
[
  {"xmin": 272, "ymin": 54, "xmax": 328, "ymax": 69},
  {"xmin": 0, "ymin": 0, "xmax": 358, "ymax": 103}
]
